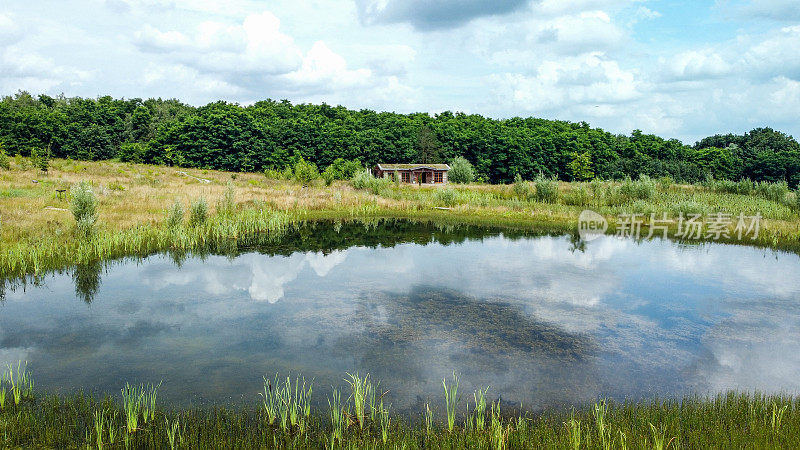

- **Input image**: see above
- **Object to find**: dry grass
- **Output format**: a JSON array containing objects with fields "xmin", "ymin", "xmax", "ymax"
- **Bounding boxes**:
[{"xmin": 1, "ymin": 158, "xmax": 800, "ymax": 280}]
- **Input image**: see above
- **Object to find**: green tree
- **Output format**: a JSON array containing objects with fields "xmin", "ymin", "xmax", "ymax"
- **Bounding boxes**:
[
  {"xmin": 293, "ymin": 157, "xmax": 319, "ymax": 185},
  {"xmin": 415, "ymin": 126, "xmax": 441, "ymax": 163},
  {"xmin": 568, "ymin": 151, "xmax": 594, "ymax": 181},
  {"xmin": 0, "ymin": 143, "xmax": 9, "ymax": 169},
  {"xmin": 448, "ymin": 156, "xmax": 475, "ymax": 184}
]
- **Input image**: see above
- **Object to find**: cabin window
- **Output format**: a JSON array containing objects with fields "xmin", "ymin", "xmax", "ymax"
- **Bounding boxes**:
[
  {"xmin": 434, "ymin": 172, "xmax": 443, "ymax": 183},
  {"xmin": 402, "ymin": 172, "xmax": 411, "ymax": 183}
]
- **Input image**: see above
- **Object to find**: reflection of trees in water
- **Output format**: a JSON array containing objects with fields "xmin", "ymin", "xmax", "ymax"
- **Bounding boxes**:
[
  {"xmin": 73, "ymin": 260, "xmax": 103, "ymax": 304},
  {"xmin": 334, "ymin": 286, "xmax": 601, "ymax": 412}
]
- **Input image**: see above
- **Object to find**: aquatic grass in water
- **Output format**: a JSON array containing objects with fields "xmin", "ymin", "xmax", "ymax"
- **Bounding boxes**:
[
  {"xmin": 346, "ymin": 372, "xmax": 372, "ymax": 431},
  {"xmin": 260, "ymin": 374, "xmax": 313, "ymax": 434},
  {"xmin": 442, "ymin": 371, "xmax": 460, "ymax": 433},
  {"xmin": 4, "ymin": 361, "xmax": 34, "ymax": 406}
]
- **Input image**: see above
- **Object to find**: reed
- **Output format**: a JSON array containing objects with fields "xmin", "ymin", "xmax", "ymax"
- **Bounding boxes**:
[
  {"xmin": 345, "ymin": 372, "xmax": 372, "ymax": 431},
  {"xmin": 442, "ymin": 371, "xmax": 460, "ymax": 433}
]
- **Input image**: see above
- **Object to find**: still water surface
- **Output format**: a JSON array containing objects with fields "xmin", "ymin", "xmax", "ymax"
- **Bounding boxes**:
[{"xmin": 2, "ymin": 221, "xmax": 799, "ymax": 411}]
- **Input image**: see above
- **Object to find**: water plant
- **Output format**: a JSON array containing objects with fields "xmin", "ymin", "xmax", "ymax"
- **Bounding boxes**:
[
  {"xmin": 5, "ymin": 361, "xmax": 34, "ymax": 406},
  {"xmin": 260, "ymin": 374, "xmax": 313, "ymax": 434},
  {"xmin": 327, "ymin": 388, "xmax": 346, "ymax": 444},
  {"xmin": 472, "ymin": 386, "xmax": 489, "ymax": 431},
  {"xmin": 165, "ymin": 416, "xmax": 183, "ymax": 450},
  {"xmin": 565, "ymin": 413, "xmax": 581, "ymax": 450},
  {"xmin": 345, "ymin": 372, "xmax": 372, "ymax": 431},
  {"xmin": 442, "ymin": 371, "xmax": 460, "ymax": 433},
  {"xmin": 94, "ymin": 409, "xmax": 106, "ymax": 450}
]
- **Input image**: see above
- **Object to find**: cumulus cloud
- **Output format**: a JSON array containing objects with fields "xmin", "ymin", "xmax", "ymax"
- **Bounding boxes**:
[
  {"xmin": 354, "ymin": 0, "xmax": 532, "ymax": 30},
  {"xmin": 491, "ymin": 52, "xmax": 640, "ymax": 112}
]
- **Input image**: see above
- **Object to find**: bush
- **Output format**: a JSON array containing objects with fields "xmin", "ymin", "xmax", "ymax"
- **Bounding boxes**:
[
  {"xmin": 0, "ymin": 145, "xmax": 9, "ymax": 170},
  {"xmin": 619, "ymin": 175, "xmax": 656, "ymax": 201},
  {"xmin": 31, "ymin": 147, "xmax": 49, "ymax": 172},
  {"xmin": 70, "ymin": 181, "xmax": 97, "ymax": 237},
  {"xmin": 435, "ymin": 188, "xmax": 458, "ymax": 207},
  {"xmin": 448, "ymin": 157, "xmax": 475, "ymax": 184},
  {"xmin": 118, "ymin": 142, "xmax": 146, "ymax": 163},
  {"xmin": 796, "ymin": 186, "xmax": 800, "ymax": 210},
  {"xmin": 165, "ymin": 201, "xmax": 184, "ymax": 229},
  {"xmin": 189, "ymin": 198, "xmax": 208, "ymax": 226},
  {"xmin": 512, "ymin": 174, "xmax": 530, "ymax": 199},
  {"xmin": 533, "ymin": 173, "xmax": 559, "ymax": 203},
  {"xmin": 657, "ymin": 176, "xmax": 673, "ymax": 190},
  {"xmin": 562, "ymin": 183, "xmax": 591, "ymax": 206},
  {"xmin": 351, "ymin": 169, "xmax": 389, "ymax": 195},
  {"xmin": 754, "ymin": 180, "xmax": 789, "ymax": 203},
  {"xmin": 321, "ymin": 167, "xmax": 336, "ymax": 186},
  {"xmin": 323, "ymin": 158, "xmax": 363, "ymax": 181},
  {"xmin": 293, "ymin": 158, "xmax": 319, "ymax": 185}
]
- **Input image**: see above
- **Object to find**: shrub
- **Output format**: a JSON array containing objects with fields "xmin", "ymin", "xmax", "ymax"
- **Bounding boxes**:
[
  {"xmin": 189, "ymin": 198, "xmax": 208, "ymax": 226},
  {"xmin": 435, "ymin": 188, "xmax": 458, "ymax": 207},
  {"xmin": 533, "ymin": 172, "xmax": 559, "ymax": 203},
  {"xmin": 118, "ymin": 142, "xmax": 146, "ymax": 163},
  {"xmin": 293, "ymin": 158, "xmax": 319, "ymax": 185},
  {"xmin": 562, "ymin": 184, "xmax": 591, "ymax": 206},
  {"xmin": 321, "ymin": 166, "xmax": 336, "ymax": 186},
  {"xmin": 796, "ymin": 186, "xmax": 800, "ymax": 210},
  {"xmin": 657, "ymin": 176, "xmax": 673, "ymax": 190},
  {"xmin": 619, "ymin": 175, "xmax": 656, "ymax": 201},
  {"xmin": 754, "ymin": 180, "xmax": 789, "ymax": 203},
  {"xmin": 0, "ymin": 145, "xmax": 9, "ymax": 170},
  {"xmin": 512, "ymin": 174, "xmax": 530, "ymax": 199},
  {"xmin": 108, "ymin": 181, "xmax": 125, "ymax": 191},
  {"xmin": 70, "ymin": 181, "xmax": 97, "ymax": 237},
  {"xmin": 448, "ymin": 157, "xmax": 475, "ymax": 184},
  {"xmin": 31, "ymin": 147, "xmax": 49, "ymax": 172},
  {"xmin": 323, "ymin": 158, "xmax": 363, "ymax": 181},
  {"xmin": 165, "ymin": 201, "xmax": 184, "ymax": 229},
  {"xmin": 351, "ymin": 169, "xmax": 389, "ymax": 195}
]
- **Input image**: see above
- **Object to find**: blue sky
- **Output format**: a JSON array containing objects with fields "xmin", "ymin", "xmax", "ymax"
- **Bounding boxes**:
[{"xmin": 1, "ymin": 0, "xmax": 799, "ymax": 143}]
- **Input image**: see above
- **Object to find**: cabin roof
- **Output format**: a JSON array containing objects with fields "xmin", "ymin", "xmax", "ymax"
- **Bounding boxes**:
[{"xmin": 377, "ymin": 163, "xmax": 450, "ymax": 171}]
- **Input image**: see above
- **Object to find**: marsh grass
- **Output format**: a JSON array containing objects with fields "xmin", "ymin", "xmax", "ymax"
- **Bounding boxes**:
[
  {"xmin": 442, "ymin": 372, "xmax": 460, "ymax": 433},
  {"xmin": 260, "ymin": 374, "xmax": 313, "ymax": 435}
]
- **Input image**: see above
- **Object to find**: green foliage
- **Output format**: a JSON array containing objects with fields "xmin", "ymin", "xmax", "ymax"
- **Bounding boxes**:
[
  {"xmin": 619, "ymin": 175, "xmax": 656, "ymax": 201},
  {"xmin": 0, "ymin": 144, "xmax": 10, "ymax": 170},
  {"xmin": 351, "ymin": 169, "xmax": 389, "ymax": 195},
  {"xmin": 216, "ymin": 182, "xmax": 236, "ymax": 217},
  {"xmin": 118, "ymin": 142, "xmax": 147, "ymax": 163},
  {"xmin": 70, "ymin": 181, "xmax": 97, "ymax": 237},
  {"xmin": 30, "ymin": 146, "xmax": 49, "ymax": 172},
  {"xmin": 436, "ymin": 188, "xmax": 458, "ymax": 207},
  {"xmin": 568, "ymin": 151, "xmax": 594, "ymax": 181},
  {"xmin": 189, "ymin": 198, "xmax": 208, "ymax": 226},
  {"xmin": 323, "ymin": 158, "xmax": 363, "ymax": 180},
  {"xmin": 754, "ymin": 180, "xmax": 789, "ymax": 203},
  {"xmin": 448, "ymin": 156, "xmax": 475, "ymax": 184},
  {"xmin": 533, "ymin": 172, "xmax": 559, "ymax": 203},
  {"xmin": 0, "ymin": 93, "xmax": 798, "ymax": 185},
  {"xmin": 512, "ymin": 174, "xmax": 530, "ymax": 199},
  {"xmin": 293, "ymin": 157, "xmax": 319, "ymax": 185},
  {"xmin": 165, "ymin": 201, "xmax": 184, "ymax": 229}
]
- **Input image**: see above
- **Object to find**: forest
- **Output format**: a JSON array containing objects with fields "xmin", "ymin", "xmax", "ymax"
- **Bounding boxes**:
[{"xmin": 1, "ymin": 91, "xmax": 799, "ymax": 185}]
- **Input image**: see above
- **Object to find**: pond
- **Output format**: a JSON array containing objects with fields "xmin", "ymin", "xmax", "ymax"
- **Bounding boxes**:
[{"xmin": 2, "ymin": 220, "xmax": 799, "ymax": 412}]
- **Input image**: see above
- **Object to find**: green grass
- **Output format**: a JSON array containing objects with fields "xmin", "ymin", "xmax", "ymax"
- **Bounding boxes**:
[{"xmin": 2, "ymin": 374, "xmax": 799, "ymax": 448}]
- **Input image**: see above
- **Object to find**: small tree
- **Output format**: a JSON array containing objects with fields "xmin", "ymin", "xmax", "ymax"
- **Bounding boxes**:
[
  {"xmin": 70, "ymin": 181, "xmax": 98, "ymax": 237},
  {"xmin": 293, "ymin": 157, "xmax": 319, "ymax": 186},
  {"xmin": 31, "ymin": 146, "xmax": 49, "ymax": 173},
  {"xmin": 448, "ymin": 156, "xmax": 475, "ymax": 184}
]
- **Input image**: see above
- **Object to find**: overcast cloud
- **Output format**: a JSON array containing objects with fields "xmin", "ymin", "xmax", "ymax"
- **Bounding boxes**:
[{"xmin": 1, "ymin": 0, "xmax": 798, "ymax": 143}]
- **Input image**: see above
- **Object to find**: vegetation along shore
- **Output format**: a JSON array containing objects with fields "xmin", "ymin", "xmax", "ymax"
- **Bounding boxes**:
[{"xmin": 1, "ymin": 363, "xmax": 799, "ymax": 448}]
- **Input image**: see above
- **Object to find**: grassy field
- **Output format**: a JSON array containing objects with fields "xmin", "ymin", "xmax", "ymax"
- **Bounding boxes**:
[
  {"xmin": 1, "ymin": 158, "xmax": 800, "ymax": 281},
  {"xmin": 1, "ymin": 365, "xmax": 799, "ymax": 449}
]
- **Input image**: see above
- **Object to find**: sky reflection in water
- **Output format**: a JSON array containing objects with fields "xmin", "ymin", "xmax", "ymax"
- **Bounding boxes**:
[{"xmin": 1, "ymin": 224, "xmax": 799, "ymax": 411}]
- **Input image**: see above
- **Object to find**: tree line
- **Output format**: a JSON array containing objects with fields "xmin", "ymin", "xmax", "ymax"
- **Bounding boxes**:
[{"xmin": 1, "ymin": 91, "xmax": 799, "ymax": 185}]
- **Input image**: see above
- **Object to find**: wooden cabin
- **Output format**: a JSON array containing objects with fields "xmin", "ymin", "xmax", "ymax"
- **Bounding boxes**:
[{"xmin": 373, "ymin": 163, "xmax": 450, "ymax": 185}]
